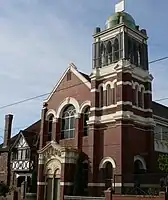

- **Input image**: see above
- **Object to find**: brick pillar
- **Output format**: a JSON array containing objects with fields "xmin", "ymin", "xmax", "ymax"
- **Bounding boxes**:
[
  {"xmin": 3, "ymin": 114, "xmax": 13, "ymax": 148},
  {"xmin": 52, "ymin": 118, "xmax": 57, "ymax": 141},
  {"xmin": 36, "ymin": 154, "xmax": 45, "ymax": 200},
  {"xmin": 74, "ymin": 114, "xmax": 82, "ymax": 149},
  {"xmin": 56, "ymin": 118, "xmax": 61, "ymax": 142},
  {"xmin": 39, "ymin": 103, "xmax": 48, "ymax": 149}
]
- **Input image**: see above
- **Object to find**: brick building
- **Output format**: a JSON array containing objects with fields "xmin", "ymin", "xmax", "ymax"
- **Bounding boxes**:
[
  {"xmin": 36, "ymin": 9, "xmax": 168, "ymax": 200},
  {"xmin": 1, "ymin": 6, "xmax": 168, "ymax": 200}
]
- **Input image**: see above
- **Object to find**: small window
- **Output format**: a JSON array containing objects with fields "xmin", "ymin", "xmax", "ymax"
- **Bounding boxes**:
[
  {"xmin": 67, "ymin": 71, "xmax": 71, "ymax": 81},
  {"xmin": 106, "ymin": 84, "xmax": 111, "ymax": 106},
  {"xmin": 99, "ymin": 86, "xmax": 104, "ymax": 107},
  {"xmin": 113, "ymin": 38, "xmax": 119, "ymax": 62},
  {"xmin": 83, "ymin": 107, "xmax": 90, "ymax": 136}
]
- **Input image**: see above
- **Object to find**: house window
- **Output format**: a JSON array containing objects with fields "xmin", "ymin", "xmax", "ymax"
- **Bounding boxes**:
[
  {"xmin": 83, "ymin": 107, "xmax": 90, "ymax": 136},
  {"xmin": 61, "ymin": 105, "xmax": 76, "ymax": 139},
  {"xmin": 154, "ymin": 125, "xmax": 168, "ymax": 141}
]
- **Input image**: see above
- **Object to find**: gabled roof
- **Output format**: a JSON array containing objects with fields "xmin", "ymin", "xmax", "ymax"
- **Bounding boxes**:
[
  {"xmin": 44, "ymin": 63, "xmax": 91, "ymax": 102},
  {"xmin": 0, "ymin": 120, "xmax": 41, "ymax": 152},
  {"xmin": 152, "ymin": 101, "xmax": 168, "ymax": 120}
]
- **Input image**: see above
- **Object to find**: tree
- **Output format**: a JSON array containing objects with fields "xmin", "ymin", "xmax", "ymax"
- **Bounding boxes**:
[
  {"xmin": 0, "ymin": 182, "xmax": 9, "ymax": 197},
  {"xmin": 158, "ymin": 154, "xmax": 168, "ymax": 173},
  {"xmin": 73, "ymin": 152, "xmax": 87, "ymax": 196}
]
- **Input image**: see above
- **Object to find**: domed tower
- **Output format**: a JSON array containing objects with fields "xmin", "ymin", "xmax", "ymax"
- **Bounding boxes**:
[{"xmin": 88, "ymin": 2, "xmax": 154, "ymax": 194}]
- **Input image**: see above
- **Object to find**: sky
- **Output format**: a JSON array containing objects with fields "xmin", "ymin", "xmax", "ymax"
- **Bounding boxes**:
[{"xmin": 0, "ymin": 0, "xmax": 168, "ymax": 142}]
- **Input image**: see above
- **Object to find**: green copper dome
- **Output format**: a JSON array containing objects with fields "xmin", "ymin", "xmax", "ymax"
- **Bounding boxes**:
[{"xmin": 105, "ymin": 11, "xmax": 136, "ymax": 30}]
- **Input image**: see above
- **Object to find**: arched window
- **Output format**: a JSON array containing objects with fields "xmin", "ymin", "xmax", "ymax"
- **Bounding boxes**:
[
  {"xmin": 113, "ymin": 38, "xmax": 119, "ymax": 62},
  {"xmin": 135, "ymin": 85, "xmax": 139, "ymax": 107},
  {"xmin": 100, "ymin": 43, "xmax": 105, "ymax": 67},
  {"xmin": 137, "ymin": 50, "xmax": 141, "ymax": 66},
  {"xmin": 99, "ymin": 86, "xmax": 104, "ymax": 108},
  {"xmin": 107, "ymin": 41, "xmax": 112, "ymax": 65},
  {"xmin": 48, "ymin": 115, "xmax": 54, "ymax": 141},
  {"xmin": 106, "ymin": 84, "xmax": 111, "ymax": 106},
  {"xmin": 133, "ymin": 43, "xmax": 138, "ymax": 65},
  {"xmin": 140, "ymin": 87, "xmax": 144, "ymax": 108},
  {"xmin": 83, "ymin": 107, "xmax": 90, "ymax": 136},
  {"xmin": 112, "ymin": 83, "xmax": 117, "ymax": 104},
  {"xmin": 61, "ymin": 105, "xmax": 76, "ymax": 139}
]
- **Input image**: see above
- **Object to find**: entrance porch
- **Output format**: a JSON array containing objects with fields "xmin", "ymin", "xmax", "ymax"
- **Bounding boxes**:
[{"xmin": 37, "ymin": 141, "xmax": 78, "ymax": 200}]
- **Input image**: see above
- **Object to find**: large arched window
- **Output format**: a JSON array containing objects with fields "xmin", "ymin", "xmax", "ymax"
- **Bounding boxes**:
[
  {"xmin": 113, "ymin": 38, "xmax": 119, "ymax": 62},
  {"xmin": 48, "ymin": 115, "xmax": 54, "ymax": 141},
  {"xmin": 140, "ymin": 87, "xmax": 144, "ymax": 109},
  {"xmin": 83, "ymin": 107, "xmax": 90, "ymax": 136},
  {"xmin": 61, "ymin": 105, "xmax": 76, "ymax": 139}
]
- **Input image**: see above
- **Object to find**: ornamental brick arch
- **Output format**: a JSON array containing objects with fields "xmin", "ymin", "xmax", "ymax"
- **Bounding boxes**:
[
  {"xmin": 56, "ymin": 97, "xmax": 80, "ymax": 119},
  {"xmin": 99, "ymin": 157, "xmax": 116, "ymax": 189}
]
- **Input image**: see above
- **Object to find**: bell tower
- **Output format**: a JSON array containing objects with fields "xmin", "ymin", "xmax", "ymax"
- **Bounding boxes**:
[
  {"xmin": 90, "ymin": 6, "xmax": 153, "ymax": 122},
  {"xmin": 88, "ymin": 2, "xmax": 154, "ymax": 194}
]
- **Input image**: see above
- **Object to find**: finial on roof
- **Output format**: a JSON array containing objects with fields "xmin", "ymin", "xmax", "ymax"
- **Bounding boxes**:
[{"xmin": 69, "ymin": 62, "xmax": 77, "ymax": 70}]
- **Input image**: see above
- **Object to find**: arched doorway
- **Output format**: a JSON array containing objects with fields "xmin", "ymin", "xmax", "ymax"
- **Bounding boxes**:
[
  {"xmin": 99, "ymin": 157, "xmax": 116, "ymax": 190},
  {"xmin": 134, "ymin": 156, "xmax": 146, "ymax": 174},
  {"xmin": 104, "ymin": 162, "xmax": 113, "ymax": 189},
  {"xmin": 45, "ymin": 160, "xmax": 61, "ymax": 200},
  {"xmin": 133, "ymin": 156, "xmax": 146, "ymax": 187}
]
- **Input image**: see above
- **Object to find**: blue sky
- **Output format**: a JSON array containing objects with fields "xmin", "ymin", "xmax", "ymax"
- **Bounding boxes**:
[{"xmin": 0, "ymin": 0, "xmax": 168, "ymax": 142}]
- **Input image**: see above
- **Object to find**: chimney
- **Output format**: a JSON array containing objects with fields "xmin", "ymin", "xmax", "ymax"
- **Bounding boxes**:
[{"xmin": 3, "ymin": 114, "xmax": 13, "ymax": 148}]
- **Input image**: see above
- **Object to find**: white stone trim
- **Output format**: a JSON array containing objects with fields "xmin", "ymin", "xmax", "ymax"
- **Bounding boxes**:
[
  {"xmin": 91, "ymin": 88, "xmax": 99, "ymax": 92},
  {"xmin": 56, "ymin": 97, "xmax": 80, "ymax": 118},
  {"xmin": 60, "ymin": 182, "xmax": 73, "ymax": 186},
  {"xmin": 38, "ymin": 154, "xmax": 44, "ymax": 164},
  {"xmin": 89, "ymin": 111, "xmax": 154, "ymax": 125},
  {"xmin": 144, "ymin": 90, "xmax": 152, "ymax": 94},
  {"xmin": 37, "ymin": 182, "xmax": 47, "ymax": 186},
  {"xmin": 46, "ymin": 109, "xmax": 57, "ymax": 121},
  {"xmin": 44, "ymin": 63, "xmax": 91, "ymax": 102},
  {"xmin": 79, "ymin": 100, "xmax": 91, "ymax": 113},
  {"xmin": 134, "ymin": 155, "xmax": 147, "ymax": 170},
  {"xmin": 117, "ymin": 81, "xmax": 132, "ymax": 86},
  {"xmin": 99, "ymin": 157, "xmax": 116, "ymax": 169},
  {"xmin": 90, "ymin": 101, "xmax": 152, "ymax": 113},
  {"xmin": 88, "ymin": 183, "xmax": 105, "ymax": 187}
]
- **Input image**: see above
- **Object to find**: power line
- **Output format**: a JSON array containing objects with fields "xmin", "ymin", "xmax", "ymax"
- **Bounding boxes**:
[
  {"xmin": 0, "ymin": 56, "xmax": 168, "ymax": 110},
  {"xmin": 149, "ymin": 56, "xmax": 168, "ymax": 64}
]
